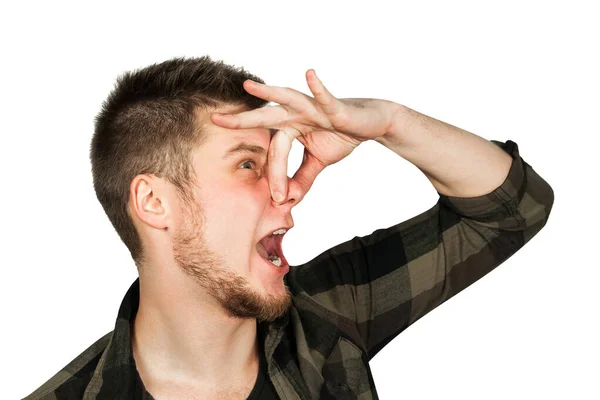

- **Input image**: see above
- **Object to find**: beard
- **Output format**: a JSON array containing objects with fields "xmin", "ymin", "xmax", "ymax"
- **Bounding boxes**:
[{"xmin": 172, "ymin": 198, "xmax": 291, "ymax": 322}]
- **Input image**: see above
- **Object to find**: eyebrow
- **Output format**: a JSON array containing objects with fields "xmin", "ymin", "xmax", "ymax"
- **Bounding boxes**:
[
  {"xmin": 222, "ymin": 142, "xmax": 268, "ymax": 159},
  {"xmin": 222, "ymin": 129, "xmax": 277, "ymax": 159}
]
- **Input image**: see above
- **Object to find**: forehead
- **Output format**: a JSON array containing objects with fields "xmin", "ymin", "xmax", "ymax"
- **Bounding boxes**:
[{"xmin": 193, "ymin": 104, "xmax": 274, "ymax": 153}]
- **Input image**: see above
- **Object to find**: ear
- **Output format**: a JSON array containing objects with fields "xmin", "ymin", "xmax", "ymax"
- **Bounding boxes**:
[{"xmin": 129, "ymin": 174, "xmax": 170, "ymax": 231}]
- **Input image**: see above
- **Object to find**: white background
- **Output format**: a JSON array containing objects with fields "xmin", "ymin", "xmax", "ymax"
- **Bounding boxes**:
[{"xmin": 2, "ymin": 1, "xmax": 598, "ymax": 399}]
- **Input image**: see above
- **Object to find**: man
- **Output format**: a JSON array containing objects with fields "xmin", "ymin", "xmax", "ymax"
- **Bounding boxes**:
[{"xmin": 25, "ymin": 55, "xmax": 554, "ymax": 399}]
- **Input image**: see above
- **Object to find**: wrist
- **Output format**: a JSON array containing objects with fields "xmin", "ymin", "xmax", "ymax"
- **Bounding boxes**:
[{"xmin": 376, "ymin": 102, "xmax": 410, "ymax": 147}]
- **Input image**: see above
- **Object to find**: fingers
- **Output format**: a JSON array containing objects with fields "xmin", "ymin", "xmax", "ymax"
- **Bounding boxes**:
[
  {"xmin": 269, "ymin": 131, "xmax": 326, "ymax": 205},
  {"xmin": 268, "ymin": 129, "xmax": 297, "ymax": 203},
  {"xmin": 291, "ymin": 146, "xmax": 327, "ymax": 198},
  {"xmin": 242, "ymin": 80, "xmax": 298, "ymax": 106},
  {"xmin": 211, "ymin": 105, "xmax": 288, "ymax": 129},
  {"xmin": 306, "ymin": 69, "xmax": 342, "ymax": 116}
]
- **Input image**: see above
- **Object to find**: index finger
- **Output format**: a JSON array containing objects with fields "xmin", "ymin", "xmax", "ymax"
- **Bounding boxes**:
[{"xmin": 211, "ymin": 105, "xmax": 288, "ymax": 129}]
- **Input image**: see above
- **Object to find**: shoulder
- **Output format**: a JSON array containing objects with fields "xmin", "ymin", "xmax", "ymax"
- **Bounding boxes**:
[{"xmin": 23, "ymin": 331, "xmax": 113, "ymax": 400}]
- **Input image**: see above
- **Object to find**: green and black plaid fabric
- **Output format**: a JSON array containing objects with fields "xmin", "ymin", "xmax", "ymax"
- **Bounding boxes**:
[{"xmin": 25, "ymin": 139, "xmax": 554, "ymax": 399}]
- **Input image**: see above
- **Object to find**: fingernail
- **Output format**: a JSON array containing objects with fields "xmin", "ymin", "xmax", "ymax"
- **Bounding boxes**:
[{"xmin": 273, "ymin": 191, "xmax": 284, "ymax": 202}]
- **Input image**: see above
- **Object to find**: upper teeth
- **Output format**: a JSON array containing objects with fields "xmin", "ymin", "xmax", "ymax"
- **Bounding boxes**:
[{"xmin": 272, "ymin": 229, "xmax": 287, "ymax": 235}]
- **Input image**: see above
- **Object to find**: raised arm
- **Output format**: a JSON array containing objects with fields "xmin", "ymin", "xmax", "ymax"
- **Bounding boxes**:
[
  {"xmin": 210, "ymin": 70, "xmax": 554, "ymax": 359},
  {"xmin": 291, "ymin": 136, "xmax": 553, "ymax": 359}
]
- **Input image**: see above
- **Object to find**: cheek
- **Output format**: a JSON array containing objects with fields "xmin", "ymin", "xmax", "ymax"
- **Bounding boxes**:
[
  {"xmin": 203, "ymin": 175, "xmax": 271, "ymax": 219},
  {"xmin": 214, "ymin": 185, "xmax": 265, "ymax": 220},
  {"xmin": 230, "ymin": 173, "xmax": 272, "ymax": 202}
]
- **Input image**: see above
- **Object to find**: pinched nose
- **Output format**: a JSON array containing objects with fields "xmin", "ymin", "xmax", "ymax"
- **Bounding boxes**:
[{"xmin": 270, "ymin": 176, "xmax": 307, "ymax": 206}]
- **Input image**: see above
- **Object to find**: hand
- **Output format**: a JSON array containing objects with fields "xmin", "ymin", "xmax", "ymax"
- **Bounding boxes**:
[{"xmin": 210, "ymin": 69, "xmax": 399, "ymax": 203}]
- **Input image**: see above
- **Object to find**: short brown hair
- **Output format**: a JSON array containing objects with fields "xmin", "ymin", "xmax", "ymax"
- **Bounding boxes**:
[{"xmin": 90, "ymin": 55, "xmax": 268, "ymax": 267}]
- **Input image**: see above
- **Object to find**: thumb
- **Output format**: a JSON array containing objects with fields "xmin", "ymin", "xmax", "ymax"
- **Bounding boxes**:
[{"xmin": 291, "ymin": 147, "xmax": 327, "ymax": 199}]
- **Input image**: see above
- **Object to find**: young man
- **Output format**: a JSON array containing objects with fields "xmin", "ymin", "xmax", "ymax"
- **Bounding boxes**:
[{"xmin": 26, "ymin": 56, "xmax": 554, "ymax": 399}]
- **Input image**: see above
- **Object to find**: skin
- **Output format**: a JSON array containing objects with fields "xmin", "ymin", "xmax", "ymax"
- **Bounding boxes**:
[
  {"xmin": 128, "ymin": 68, "xmax": 511, "ymax": 398},
  {"xmin": 212, "ymin": 69, "xmax": 512, "ymax": 201},
  {"xmin": 129, "ymin": 104, "xmax": 307, "ymax": 398},
  {"xmin": 211, "ymin": 69, "xmax": 399, "ymax": 204}
]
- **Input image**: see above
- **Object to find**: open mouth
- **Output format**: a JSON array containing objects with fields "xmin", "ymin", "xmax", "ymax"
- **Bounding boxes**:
[{"xmin": 256, "ymin": 230, "xmax": 286, "ymax": 268}]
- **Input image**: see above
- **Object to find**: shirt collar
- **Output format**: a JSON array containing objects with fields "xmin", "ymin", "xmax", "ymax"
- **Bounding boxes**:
[{"xmin": 84, "ymin": 277, "xmax": 290, "ymax": 398}]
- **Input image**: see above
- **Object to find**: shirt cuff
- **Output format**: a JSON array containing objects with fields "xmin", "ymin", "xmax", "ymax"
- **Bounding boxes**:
[{"xmin": 436, "ymin": 139, "xmax": 525, "ymax": 222}]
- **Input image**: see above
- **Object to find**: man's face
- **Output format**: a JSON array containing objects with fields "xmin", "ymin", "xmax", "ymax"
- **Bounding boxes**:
[{"xmin": 171, "ymin": 104, "xmax": 300, "ymax": 322}]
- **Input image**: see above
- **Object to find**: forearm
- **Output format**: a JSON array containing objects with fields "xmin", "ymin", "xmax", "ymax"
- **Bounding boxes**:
[{"xmin": 375, "ymin": 103, "xmax": 514, "ymax": 198}]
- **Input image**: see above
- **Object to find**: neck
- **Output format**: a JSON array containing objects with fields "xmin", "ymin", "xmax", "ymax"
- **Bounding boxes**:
[{"xmin": 131, "ymin": 270, "xmax": 260, "ymax": 392}]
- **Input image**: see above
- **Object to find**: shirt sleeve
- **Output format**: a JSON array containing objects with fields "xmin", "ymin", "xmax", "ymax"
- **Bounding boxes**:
[{"xmin": 286, "ymin": 139, "xmax": 555, "ymax": 361}]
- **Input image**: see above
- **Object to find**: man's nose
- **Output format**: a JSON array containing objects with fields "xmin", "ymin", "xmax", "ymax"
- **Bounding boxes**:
[{"xmin": 270, "ymin": 176, "xmax": 306, "ymax": 208}]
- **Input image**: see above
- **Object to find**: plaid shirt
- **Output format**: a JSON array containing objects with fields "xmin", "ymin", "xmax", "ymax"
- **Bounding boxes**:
[{"xmin": 25, "ymin": 139, "xmax": 554, "ymax": 400}]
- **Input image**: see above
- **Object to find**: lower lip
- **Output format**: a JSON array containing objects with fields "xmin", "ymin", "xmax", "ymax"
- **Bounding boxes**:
[{"xmin": 257, "ymin": 251, "xmax": 289, "ymax": 275}]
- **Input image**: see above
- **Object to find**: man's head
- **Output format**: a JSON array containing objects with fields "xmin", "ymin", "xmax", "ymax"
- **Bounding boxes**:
[{"xmin": 90, "ymin": 56, "xmax": 303, "ymax": 321}]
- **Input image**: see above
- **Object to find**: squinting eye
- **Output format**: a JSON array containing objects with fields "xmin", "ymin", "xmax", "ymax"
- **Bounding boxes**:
[{"xmin": 239, "ymin": 160, "xmax": 257, "ymax": 170}]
